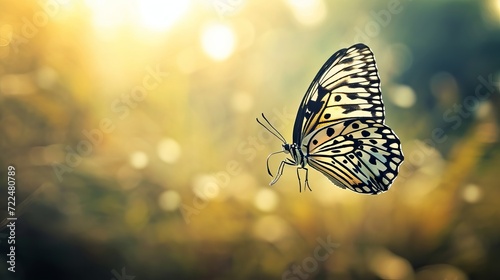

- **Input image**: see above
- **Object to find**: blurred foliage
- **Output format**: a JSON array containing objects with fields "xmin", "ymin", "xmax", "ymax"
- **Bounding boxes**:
[{"xmin": 0, "ymin": 0, "xmax": 499, "ymax": 279}]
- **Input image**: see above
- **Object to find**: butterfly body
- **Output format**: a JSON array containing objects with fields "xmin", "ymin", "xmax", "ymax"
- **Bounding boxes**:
[
  {"xmin": 258, "ymin": 43, "xmax": 404, "ymax": 195},
  {"xmin": 283, "ymin": 143, "xmax": 307, "ymax": 168}
]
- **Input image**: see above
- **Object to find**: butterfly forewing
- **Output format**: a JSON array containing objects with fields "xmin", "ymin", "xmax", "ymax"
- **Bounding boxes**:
[
  {"xmin": 293, "ymin": 44, "xmax": 385, "ymax": 145},
  {"xmin": 305, "ymin": 119, "xmax": 403, "ymax": 194}
]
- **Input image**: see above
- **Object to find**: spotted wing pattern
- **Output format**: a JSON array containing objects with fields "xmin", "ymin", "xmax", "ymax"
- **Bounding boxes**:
[
  {"xmin": 304, "ymin": 119, "xmax": 403, "ymax": 194},
  {"xmin": 292, "ymin": 44, "xmax": 385, "ymax": 145}
]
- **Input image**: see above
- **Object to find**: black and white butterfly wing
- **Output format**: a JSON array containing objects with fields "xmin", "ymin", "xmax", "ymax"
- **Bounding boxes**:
[
  {"xmin": 304, "ymin": 119, "xmax": 403, "ymax": 194},
  {"xmin": 290, "ymin": 43, "xmax": 404, "ymax": 193},
  {"xmin": 292, "ymin": 44, "xmax": 385, "ymax": 145}
]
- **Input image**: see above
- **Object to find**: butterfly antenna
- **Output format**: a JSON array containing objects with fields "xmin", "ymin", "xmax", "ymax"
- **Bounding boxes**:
[{"xmin": 256, "ymin": 113, "xmax": 287, "ymax": 143}]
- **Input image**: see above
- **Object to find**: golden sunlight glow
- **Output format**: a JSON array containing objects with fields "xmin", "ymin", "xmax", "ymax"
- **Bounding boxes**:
[
  {"xmin": 158, "ymin": 190, "xmax": 181, "ymax": 211},
  {"xmin": 134, "ymin": 0, "xmax": 191, "ymax": 31},
  {"xmin": 462, "ymin": 184, "xmax": 482, "ymax": 203},
  {"xmin": 84, "ymin": 0, "xmax": 127, "ymax": 28},
  {"xmin": 84, "ymin": 0, "xmax": 191, "ymax": 31},
  {"xmin": 192, "ymin": 175, "xmax": 220, "ymax": 200},
  {"xmin": 369, "ymin": 249, "xmax": 413, "ymax": 279},
  {"xmin": 483, "ymin": 0, "xmax": 500, "ymax": 24},
  {"xmin": 201, "ymin": 23, "xmax": 236, "ymax": 61},
  {"xmin": 285, "ymin": 0, "xmax": 327, "ymax": 27},
  {"xmin": 253, "ymin": 189, "xmax": 279, "ymax": 212},
  {"xmin": 493, "ymin": 0, "xmax": 500, "ymax": 20},
  {"xmin": 157, "ymin": 138, "xmax": 182, "ymax": 164},
  {"xmin": 253, "ymin": 215, "xmax": 291, "ymax": 243},
  {"xmin": 129, "ymin": 151, "xmax": 149, "ymax": 169},
  {"xmin": 389, "ymin": 85, "xmax": 416, "ymax": 108}
]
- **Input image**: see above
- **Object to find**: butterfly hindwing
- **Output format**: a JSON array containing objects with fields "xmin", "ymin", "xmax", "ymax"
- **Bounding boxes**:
[
  {"xmin": 305, "ymin": 119, "xmax": 403, "ymax": 194},
  {"xmin": 293, "ymin": 44, "xmax": 385, "ymax": 145}
]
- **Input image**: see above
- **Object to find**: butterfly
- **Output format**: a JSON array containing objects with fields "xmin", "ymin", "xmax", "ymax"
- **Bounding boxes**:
[{"xmin": 257, "ymin": 43, "xmax": 404, "ymax": 194}]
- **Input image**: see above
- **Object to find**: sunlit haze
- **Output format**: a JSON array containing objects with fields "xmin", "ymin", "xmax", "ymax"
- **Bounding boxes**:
[
  {"xmin": 84, "ymin": 0, "xmax": 191, "ymax": 31},
  {"xmin": 201, "ymin": 23, "xmax": 236, "ymax": 61}
]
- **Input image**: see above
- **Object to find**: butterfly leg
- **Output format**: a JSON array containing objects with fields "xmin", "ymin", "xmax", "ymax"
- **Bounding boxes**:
[
  {"xmin": 304, "ymin": 167, "xmax": 312, "ymax": 192},
  {"xmin": 296, "ymin": 167, "xmax": 312, "ymax": 192},
  {"xmin": 270, "ymin": 159, "xmax": 295, "ymax": 186}
]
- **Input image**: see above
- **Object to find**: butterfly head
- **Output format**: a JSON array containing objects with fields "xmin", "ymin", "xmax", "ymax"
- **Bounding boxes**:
[{"xmin": 282, "ymin": 143, "xmax": 291, "ymax": 154}]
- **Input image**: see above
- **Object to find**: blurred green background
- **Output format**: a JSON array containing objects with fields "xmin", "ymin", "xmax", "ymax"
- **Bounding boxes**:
[{"xmin": 0, "ymin": 0, "xmax": 499, "ymax": 279}]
